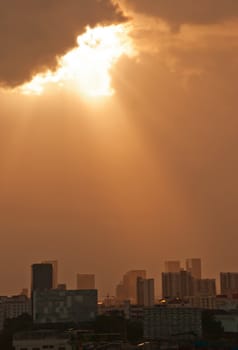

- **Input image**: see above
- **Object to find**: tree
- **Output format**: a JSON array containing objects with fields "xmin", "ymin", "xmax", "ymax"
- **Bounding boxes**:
[
  {"xmin": 0, "ymin": 313, "xmax": 33, "ymax": 350},
  {"xmin": 202, "ymin": 310, "xmax": 224, "ymax": 340}
]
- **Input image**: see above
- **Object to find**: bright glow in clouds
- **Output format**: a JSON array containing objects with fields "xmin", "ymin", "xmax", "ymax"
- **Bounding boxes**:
[{"xmin": 20, "ymin": 24, "xmax": 135, "ymax": 97}]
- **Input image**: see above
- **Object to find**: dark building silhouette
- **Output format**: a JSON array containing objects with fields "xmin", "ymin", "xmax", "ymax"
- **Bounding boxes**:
[
  {"xmin": 220, "ymin": 272, "xmax": 238, "ymax": 296},
  {"xmin": 137, "ymin": 277, "xmax": 155, "ymax": 306},
  {"xmin": 162, "ymin": 270, "xmax": 193, "ymax": 298},
  {"xmin": 31, "ymin": 263, "xmax": 53, "ymax": 292},
  {"xmin": 186, "ymin": 258, "xmax": 202, "ymax": 279}
]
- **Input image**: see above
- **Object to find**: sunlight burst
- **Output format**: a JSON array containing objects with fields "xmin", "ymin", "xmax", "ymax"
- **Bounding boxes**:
[{"xmin": 20, "ymin": 24, "xmax": 135, "ymax": 98}]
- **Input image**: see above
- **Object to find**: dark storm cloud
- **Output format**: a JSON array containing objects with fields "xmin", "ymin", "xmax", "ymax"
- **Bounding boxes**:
[
  {"xmin": 0, "ymin": 0, "xmax": 126, "ymax": 87},
  {"xmin": 124, "ymin": 0, "xmax": 238, "ymax": 28}
]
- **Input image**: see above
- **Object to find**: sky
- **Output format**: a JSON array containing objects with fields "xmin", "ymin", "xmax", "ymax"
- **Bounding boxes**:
[{"xmin": 0, "ymin": 0, "xmax": 238, "ymax": 297}]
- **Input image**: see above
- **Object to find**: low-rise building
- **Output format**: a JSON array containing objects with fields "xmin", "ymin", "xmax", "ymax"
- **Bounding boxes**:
[
  {"xmin": 0, "ymin": 295, "xmax": 31, "ymax": 330},
  {"xmin": 4, "ymin": 295, "xmax": 31, "ymax": 320},
  {"xmin": 13, "ymin": 330, "xmax": 72, "ymax": 350},
  {"xmin": 33, "ymin": 289, "xmax": 97, "ymax": 324},
  {"xmin": 188, "ymin": 296, "xmax": 217, "ymax": 310},
  {"xmin": 144, "ymin": 305, "xmax": 202, "ymax": 340},
  {"xmin": 98, "ymin": 300, "xmax": 144, "ymax": 321},
  {"xmin": 215, "ymin": 311, "xmax": 238, "ymax": 333},
  {"xmin": 216, "ymin": 295, "xmax": 238, "ymax": 311}
]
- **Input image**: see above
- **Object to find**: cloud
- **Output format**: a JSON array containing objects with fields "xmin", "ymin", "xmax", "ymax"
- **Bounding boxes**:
[
  {"xmin": 0, "ymin": 0, "xmax": 126, "ymax": 87},
  {"xmin": 124, "ymin": 0, "xmax": 238, "ymax": 28}
]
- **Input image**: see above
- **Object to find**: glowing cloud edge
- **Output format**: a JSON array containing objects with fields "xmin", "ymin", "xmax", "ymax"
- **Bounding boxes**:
[{"xmin": 19, "ymin": 24, "xmax": 136, "ymax": 98}]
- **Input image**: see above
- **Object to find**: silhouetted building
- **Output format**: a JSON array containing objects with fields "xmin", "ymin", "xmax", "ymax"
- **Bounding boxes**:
[
  {"xmin": 220, "ymin": 272, "xmax": 238, "ymax": 296},
  {"xmin": 116, "ymin": 270, "xmax": 146, "ymax": 304},
  {"xmin": 76, "ymin": 274, "xmax": 95, "ymax": 290},
  {"xmin": 186, "ymin": 258, "xmax": 202, "ymax": 279},
  {"xmin": 165, "ymin": 260, "xmax": 181, "ymax": 273},
  {"xmin": 42, "ymin": 260, "xmax": 58, "ymax": 289},
  {"xmin": 31, "ymin": 263, "xmax": 53, "ymax": 292},
  {"xmin": 162, "ymin": 270, "xmax": 193, "ymax": 298},
  {"xmin": 137, "ymin": 277, "xmax": 155, "ymax": 307},
  {"xmin": 116, "ymin": 282, "xmax": 126, "ymax": 302},
  {"xmin": 193, "ymin": 278, "xmax": 216, "ymax": 297}
]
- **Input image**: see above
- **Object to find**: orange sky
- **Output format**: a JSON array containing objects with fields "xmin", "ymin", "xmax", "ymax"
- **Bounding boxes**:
[{"xmin": 0, "ymin": 0, "xmax": 238, "ymax": 296}]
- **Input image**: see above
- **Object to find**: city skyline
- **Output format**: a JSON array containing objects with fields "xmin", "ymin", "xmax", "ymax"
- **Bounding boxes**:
[
  {"xmin": 3, "ymin": 256, "xmax": 236, "ymax": 297},
  {"xmin": 3, "ymin": 257, "xmax": 238, "ymax": 299},
  {"xmin": 3, "ymin": 257, "xmax": 238, "ymax": 339}
]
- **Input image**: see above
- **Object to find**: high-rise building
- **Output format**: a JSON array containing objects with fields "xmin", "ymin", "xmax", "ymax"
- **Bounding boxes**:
[
  {"xmin": 116, "ymin": 283, "xmax": 126, "ymax": 302},
  {"xmin": 162, "ymin": 270, "xmax": 193, "ymax": 298},
  {"xmin": 137, "ymin": 278, "xmax": 155, "ymax": 307},
  {"xmin": 76, "ymin": 274, "xmax": 95, "ymax": 290},
  {"xmin": 31, "ymin": 263, "xmax": 53, "ymax": 292},
  {"xmin": 193, "ymin": 278, "xmax": 216, "ymax": 297},
  {"xmin": 220, "ymin": 272, "xmax": 238, "ymax": 296},
  {"xmin": 186, "ymin": 258, "xmax": 202, "ymax": 279},
  {"xmin": 162, "ymin": 272, "xmax": 180, "ymax": 298},
  {"xmin": 123, "ymin": 270, "xmax": 146, "ymax": 304},
  {"xmin": 116, "ymin": 270, "xmax": 146, "ymax": 304},
  {"xmin": 180, "ymin": 270, "xmax": 194, "ymax": 297},
  {"xmin": 42, "ymin": 260, "xmax": 58, "ymax": 289},
  {"xmin": 137, "ymin": 278, "xmax": 144, "ymax": 306},
  {"xmin": 165, "ymin": 261, "xmax": 181, "ymax": 273}
]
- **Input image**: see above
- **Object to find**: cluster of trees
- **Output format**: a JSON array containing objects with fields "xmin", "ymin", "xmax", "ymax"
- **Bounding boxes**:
[
  {"xmin": 0, "ymin": 313, "xmax": 33, "ymax": 350},
  {"xmin": 202, "ymin": 310, "xmax": 224, "ymax": 340},
  {"xmin": 94, "ymin": 312, "xmax": 143, "ymax": 342}
]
